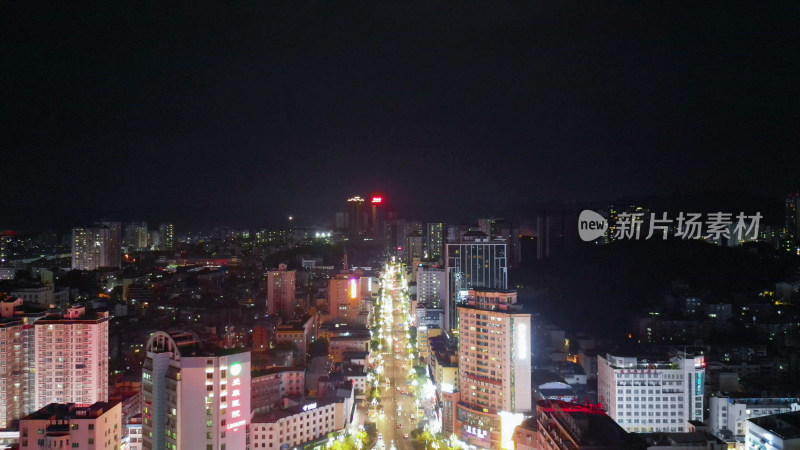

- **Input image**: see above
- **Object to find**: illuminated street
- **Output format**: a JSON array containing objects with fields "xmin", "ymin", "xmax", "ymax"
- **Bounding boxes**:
[{"xmin": 368, "ymin": 261, "xmax": 434, "ymax": 450}]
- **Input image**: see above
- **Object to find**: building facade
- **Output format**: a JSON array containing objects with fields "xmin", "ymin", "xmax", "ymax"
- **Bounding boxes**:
[
  {"xmin": 417, "ymin": 265, "xmax": 446, "ymax": 308},
  {"xmin": 709, "ymin": 394, "xmax": 800, "ymax": 443},
  {"xmin": 267, "ymin": 264, "xmax": 297, "ymax": 319},
  {"xmin": 20, "ymin": 402, "xmax": 121, "ymax": 450},
  {"xmin": 444, "ymin": 236, "xmax": 507, "ymax": 331},
  {"xmin": 454, "ymin": 289, "xmax": 531, "ymax": 449},
  {"xmin": 33, "ymin": 307, "xmax": 110, "ymax": 410},
  {"xmin": 597, "ymin": 351, "xmax": 705, "ymax": 433},
  {"xmin": 142, "ymin": 331, "xmax": 251, "ymax": 450},
  {"xmin": 71, "ymin": 223, "xmax": 122, "ymax": 270}
]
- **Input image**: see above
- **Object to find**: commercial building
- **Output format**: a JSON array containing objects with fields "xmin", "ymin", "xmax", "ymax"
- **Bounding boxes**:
[
  {"xmin": 19, "ymin": 401, "xmax": 121, "ymax": 450},
  {"xmin": 746, "ymin": 410, "xmax": 800, "ymax": 449},
  {"xmin": 597, "ymin": 351, "xmax": 706, "ymax": 433},
  {"xmin": 250, "ymin": 396, "xmax": 353, "ymax": 450},
  {"xmin": 267, "ymin": 264, "xmax": 297, "ymax": 319},
  {"xmin": 444, "ymin": 233, "xmax": 507, "ymax": 331},
  {"xmin": 142, "ymin": 331, "xmax": 251, "ymax": 450},
  {"xmin": 327, "ymin": 274, "xmax": 366, "ymax": 322},
  {"xmin": 513, "ymin": 400, "xmax": 646, "ymax": 450},
  {"xmin": 33, "ymin": 306, "xmax": 110, "ymax": 410},
  {"xmin": 454, "ymin": 288, "xmax": 531, "ymax": 449},
  {"xmin": 346, "ymin": 196, "xmax": 366, "ymax": 238},
  {"xmin": 709, "ymin": 393, "xmax": 800, "ymax": 443}
]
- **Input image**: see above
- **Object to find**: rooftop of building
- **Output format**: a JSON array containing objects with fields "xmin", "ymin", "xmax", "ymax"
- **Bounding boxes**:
[
  {"xmin": 276, "ymin": 315, "xmax": 313, "ymax": 331},
  {"xmin": 748, "ymin": 411, "xmax": 800, "ymax": 440},
  {"xmin": 638, "ymin": 432, "xmax": 725, "ymax": 446},
  {"xmin": 342, "ymin": 351, "xmax": 368, "ymax": 360},
  {"xmin": 532, "ymin": 370, "xmax": 569, "ymax": 386},
  {"xmin": 251, "ymin": 398, "xmax": 341, "ymax": 424},
  {"xmin": 330, "ymin": 335, "xmax": 369, "ymax": 342},
  {"xmin": 23, "ymin": 402, "xmax": 119, "ymax": 421},
  {"xmin": 531, "ymin": 400, "xmax": 647, "ymax": 449},
  {"xmin": 252, "ymin": 366, "xmax": 306, "ymax": 377},
  {"xmin": 319, "ymin": 321, "xmax": 368, "ymax": 332}
]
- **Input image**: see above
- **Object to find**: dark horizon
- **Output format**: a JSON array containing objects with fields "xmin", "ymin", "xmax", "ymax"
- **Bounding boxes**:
[{"xmin": 3, "ymin": 2, "xmax": 800, "ymax": 231}]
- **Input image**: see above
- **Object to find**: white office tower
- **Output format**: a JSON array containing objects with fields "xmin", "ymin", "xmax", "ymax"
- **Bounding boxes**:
[
  {"xmin": 142, "ymin": 331, "xmax": 251, "ymax": 450},
  {"xmin": 598, "ymin": 351, "xmax": 706, "ymax": 433},
  {"xmin": 455, "ymin": 289, "xmax": 530, "ymax": 449},
  {"xmin": 33, "ymin": 306, "xmax": 109, "ymax": 410}
]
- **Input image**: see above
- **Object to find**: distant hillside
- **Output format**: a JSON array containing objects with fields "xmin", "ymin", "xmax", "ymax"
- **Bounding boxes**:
[{"xmin": 512, "ymin": 238, "xmax": 798, "ymax": 339}]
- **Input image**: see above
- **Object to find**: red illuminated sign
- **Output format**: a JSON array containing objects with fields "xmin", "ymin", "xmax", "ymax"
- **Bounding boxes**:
[{"xmin": 371, "ymin": 197, "xmax": 382, "ymax": 204}]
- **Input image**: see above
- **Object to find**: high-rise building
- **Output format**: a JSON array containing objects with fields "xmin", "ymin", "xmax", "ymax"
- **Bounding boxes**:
[
  {"xmin": 597, "ymin": 351, "xmax": 706, "ymax": 433},
  {"xmin": 785, "ymin": 192, "xmax": 800, "ymax": 242},
  {"xmin": 0, "ymin": 230, "xmax": 12, "ymax": 263},
  {"xmin": 96, "ymin": 221, "xmax": 122, "ymax": 268},
  {"xmin": 0, "ymin": 317, "xmax": 23, "ymax": 429},
  {"xmin": 444, "ymin": 233, "xmax": 507, "ymax": 331},
  {"xmin": 454, "ymin": 289, "xmax": 531, "ymax": 449},
  {"xmin": 0, "ymin": 303, "xmax": 45, "ymax": 427},
  {"xmin": 426, "ymin": 222, "xmax": 446, "ymax": 261},
  {"xmin": 124, "ymin": 222, "xmax": 149, "ymax": 251},
  {"xmin": 405, "ymin": 232, "xmax": 424, "ymax": 265},
  {"xmin": 19, "ymin": 402, "xmax": 122, "ymax": 450},
  {"xmin": 370, "ymin": 196, "xmax": 384, "ymax": 238},
  {"xmin": 142, "ymin": 331, "xmax": 251, "ymax": 450},
  {"xmin": 33, "ymin": 306, "xmax": 110, "ymax": 410},
  {"xmin": 477, "ymin": 218, "xmax": 496, "ymax": 238},
  {"xmin": 158, "ymin": 223, "xmax": 175, "ymax": 251},
  {"xmin": 494, "ymin": 220, "xmax": 520, "ymax": 269},
  {"xmin": 267, "ymin": 264, "xmax": 296, "ymax": 319},
  {"xmin": 71, "ymin": 223, "xmax": 122, "ymax": 270},
  {"xmin": 346, "ymin": 196, "xmax": 365, "ymax": 238},
  {"xmin": 417, "ymin": 265, "xmax": 446, "ymax": 308},
  {"xmin": 327, "ymin": 275, "xmax": 363, "ymax": 322}
]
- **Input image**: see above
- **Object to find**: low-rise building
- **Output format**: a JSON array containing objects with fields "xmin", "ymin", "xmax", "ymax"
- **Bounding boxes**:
[
  {"xmin": 251, "ymin": 367, "xmax": 306, "ymax": 413},
  {"xmin": 250, "ymin": 395, "xmax": 354, "ymax": 449},
  {"xmin": 513, "ymin": 400, "xmax": 647, "ymax": 450},
  {"xmin": 328, "ymin": 336, "xmax": 369, "ymax": 363},
  {"xmin": 20, "ymin": 401, "xmax": 121, "ymax": 450},
  {"xmin": 746, "ymin": 411, "xmax": 800, "ymax": 450},
  {"xmin": 709, "ymin": 393, "xmax": 800, "ymax": 443}
]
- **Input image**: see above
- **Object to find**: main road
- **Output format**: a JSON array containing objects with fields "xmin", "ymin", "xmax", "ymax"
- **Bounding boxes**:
[{"xmin": 371, "ymin": 262, "xmax": 424, "ymax": 450}]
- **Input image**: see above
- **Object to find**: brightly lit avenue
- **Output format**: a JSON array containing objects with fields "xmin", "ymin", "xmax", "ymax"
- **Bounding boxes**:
[{"xmin": 344, "ymin": 259, "xmax": 463, "ymax": 450}]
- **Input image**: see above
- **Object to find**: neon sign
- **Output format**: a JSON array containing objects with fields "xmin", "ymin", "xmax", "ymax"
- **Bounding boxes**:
[
  {"xmin": 371, "ymin": 197, "xmax": 382, "ymax": 204},
  {"xmin": 227, "ymin": 365, "xmax": 246, "ymax": 431},
  {"xmin": 303, "ymin": 403, "xmax": 317, "ymax": 411},
  {"xmin": 350, "ymin": 279, "xmax": 358, "ymax": 299},
  {"xmin": 227, "ymin": 420, "xmax": 246, "ymax": 430}
]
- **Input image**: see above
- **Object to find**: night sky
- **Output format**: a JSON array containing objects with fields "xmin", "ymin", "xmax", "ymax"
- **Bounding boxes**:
[{"xmin": 3, "ymin": 2, "xmax": 800, "ymax": 230}]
